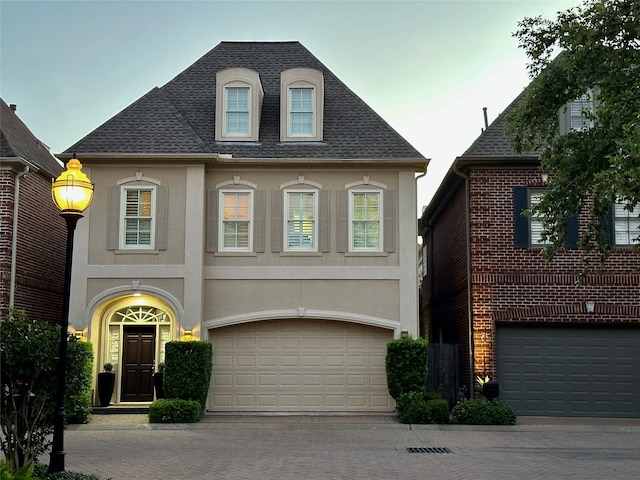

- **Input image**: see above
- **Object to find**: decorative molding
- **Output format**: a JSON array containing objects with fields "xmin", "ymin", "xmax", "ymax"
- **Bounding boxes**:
[
  {"xmin": 215, "ymin": 177, "xmax": 257, "ymax": 190},
  {"xmin": 280, "ymin": 177, "xmax": 323, "ymax": 189},
  {"xmin": 116, "ymin": 174, "xmax": 161, "ymax": 186},
  {"xmin": 344, "ymin": 177, "xmax": 387, "ymax": 189}
]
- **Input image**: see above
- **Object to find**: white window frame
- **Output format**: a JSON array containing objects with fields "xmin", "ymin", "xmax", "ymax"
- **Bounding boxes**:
[
  {"xmin": 218, "ymin": 189, "xmax": 253, "ymax": 252},
  {"xmin": 349, "ymin": 189, "xmax": 383, "ymax": 252},
  {"xmin": 529, "ymin": 189, "xmax": 550, "ymax": 246},
  {"xmin": 224, "ymin": 85, "xmax": 251, "ymax": 137},
  {"xmin": 569, "ymin": 91, "xmax": 595, "ymax": 131},
  {"xmin": 288, "ymin": 86, "xmax": 315, "ymax": 137},
  {"xmin": 120, "ymin": 186, "xmax": 156, "ymax": 250},
  {"xmin": 284, "ymin": 189, "xmax": 318, "ymax": 252},
  {"xmin": 613, "ymin": 201, "xmax": 639, "ymax": 246}
]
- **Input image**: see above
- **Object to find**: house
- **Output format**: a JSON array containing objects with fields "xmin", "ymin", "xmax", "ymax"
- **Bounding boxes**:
[
  {"xmin": 420, "ymin": 93, "xmax": 640, "ymax": 418},
  {"xmin": 0, "ymin": 99, "xmax": 66, "ymax": 324},
  {"xmin": 58, "ymin": 41, "xmax": 428, "ymax": 411}
]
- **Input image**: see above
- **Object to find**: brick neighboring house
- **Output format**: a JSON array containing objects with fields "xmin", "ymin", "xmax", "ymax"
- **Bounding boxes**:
[
  {"xmin": 420, "ymin": 93, "xmax": 640, "ymax": 418},
  {"xmin": 57, "ymin": 41, "xmax": 428, "ymax": 411},
  {"xmin": 0, "ymin": 98, "xmax": 65, "ymax": 324}
]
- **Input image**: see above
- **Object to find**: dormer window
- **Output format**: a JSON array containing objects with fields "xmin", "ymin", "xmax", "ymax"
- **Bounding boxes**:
[
  {"xmin": 559, "ymin": 89, "xmax": 596, "ymax": 135},
  {"xmin": 216, "ymin": 68, "xmax": 263, "ymax": 142},
  {"xmin": 280, "ymin": 68, "xmax": 324, "ymax": 142}
]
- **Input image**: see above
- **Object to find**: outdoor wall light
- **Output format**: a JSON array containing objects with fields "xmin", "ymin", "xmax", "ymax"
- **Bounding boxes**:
[
  {"xmin": 541, "ymin": 173, "xmax": 549, "ymax": 184},
  {"xmin": 585, "ymin": 301, "xmax": 595, "ymax": 313}
]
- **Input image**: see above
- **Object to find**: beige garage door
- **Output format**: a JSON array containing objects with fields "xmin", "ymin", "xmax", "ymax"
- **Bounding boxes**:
[{"xmin": 208, "ymin": 319, "xmax": 393, "ymax": 412}]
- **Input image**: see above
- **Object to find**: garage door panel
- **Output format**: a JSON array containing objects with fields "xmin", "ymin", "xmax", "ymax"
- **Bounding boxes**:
[
  {"xmin": 497, "ymin": 325, "xmax": 640, "ymax": 418},
  {"xmin": 209, "ymin": 319, "xmax": 393, "ymax": 412}
]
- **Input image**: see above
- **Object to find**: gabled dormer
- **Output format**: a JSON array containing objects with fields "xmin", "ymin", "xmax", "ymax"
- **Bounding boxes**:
[
  {"xmin": 280, "ymin": 68, "xmax": 324, "ymax": 142},
  {"xmin": 215, "ymin": 68, "xmax": 263, "ymax": 142}
]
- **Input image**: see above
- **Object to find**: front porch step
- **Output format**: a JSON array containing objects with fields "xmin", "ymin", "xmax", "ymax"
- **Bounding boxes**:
[{"xmin": 92, "ymin": 406, "xmax": 149, "ymax": 415}]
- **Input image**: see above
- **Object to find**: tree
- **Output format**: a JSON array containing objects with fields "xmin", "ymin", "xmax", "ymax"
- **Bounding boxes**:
[{"xmin": 506, "ymin": 0, "xmax": 640, "ymax": 273}]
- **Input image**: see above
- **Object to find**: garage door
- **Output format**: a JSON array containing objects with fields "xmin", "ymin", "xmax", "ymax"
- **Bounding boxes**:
[
  {"xmin": 208, "ymin": 319, "xmax": 393, "ymax": 412},
  {"xmin": 496, "ymin": 325, "xmax": 640, "ymax": 418}
]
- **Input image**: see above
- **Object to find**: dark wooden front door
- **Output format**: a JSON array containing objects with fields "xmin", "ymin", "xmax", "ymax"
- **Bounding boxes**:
[{"xmin": 121, "ymin": 326, "xmax": 155, "ymax": 402}]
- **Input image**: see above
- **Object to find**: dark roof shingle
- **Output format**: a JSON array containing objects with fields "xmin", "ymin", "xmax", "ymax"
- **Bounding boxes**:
[
  {"xmin": 64, "ymin": 42, "xmax": 423, "ymax": 160},
  {"xmin": 1, "ymin": 98, "xmax": 63, "ymax": 176}
]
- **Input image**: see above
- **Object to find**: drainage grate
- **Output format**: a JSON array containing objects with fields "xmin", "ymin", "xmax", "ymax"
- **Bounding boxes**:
[{"xmin": 406, "ymin": 447, "xmax": 453, "ymax": 454}]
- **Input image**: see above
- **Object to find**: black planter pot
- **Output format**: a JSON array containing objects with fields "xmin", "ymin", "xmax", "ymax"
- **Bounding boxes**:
[
  {"xmin": 97, "ymin": 372, "xmax": 116, "ymax": 407},
  {"xmin": 153, "ymin": 372, "xmax": 165, "ymax": 399}
]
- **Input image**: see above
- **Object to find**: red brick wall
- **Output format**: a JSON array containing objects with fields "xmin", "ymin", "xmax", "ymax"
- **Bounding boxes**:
[
  {"xmin": 423, "ymin": 181, "xmax": 472, "ymax": 383},
  {"xmin": 468, "ymin": 168, "xmax": 640, "ymax": 380},
  {"xmin": 423, "ymin": 166, "xmax": 640, "ymax": 390},
  {"xmin": 0, "ymin": 169, "xmax": 66, "ymax": 324}
]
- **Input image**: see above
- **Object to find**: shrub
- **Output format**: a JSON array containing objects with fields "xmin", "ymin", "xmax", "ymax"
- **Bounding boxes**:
[
  {"xmin": 163, "ymin": 341, "xmax": 212, "ymax": 408},
  {"xmin": 148, "ymin": 398, "xmax": 201, "ymax": 423},
  {"xmin": 385, "ymin": 336, "xmax": 428, "ymax": 400},
  {"xmin": 424, "ymin": 391, "xmax": 443, "ymax": 401},
  {"xmin": 451, "ymin": 398, "xmax": 517, "ymax": 425},
  {"xmin": 395, "ymin": 392, "xmax": 450, "ymax": 424},
  {"xmin": 426, "ymin": 399, "xmax": 450, "ymax": 423},
  {"xmin": 65, "ymin": 339, "xmax": 93, "ymax": 424},
  {"xmin": 32, "ymin": 463, "xmax": 110, "ymax": 479}
]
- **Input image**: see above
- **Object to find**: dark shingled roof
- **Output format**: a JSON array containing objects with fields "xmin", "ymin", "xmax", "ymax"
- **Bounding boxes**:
[
  {"xmin": 461, "ymin": 90, "xmax": 539, "ymax": 158},
  {"xmin": 1, "ymin": 98, "xmax": 63, "ymax": 176},
  {"xmin": 63, "ymin": 41, "xmax": 424, "ymax": 160}
]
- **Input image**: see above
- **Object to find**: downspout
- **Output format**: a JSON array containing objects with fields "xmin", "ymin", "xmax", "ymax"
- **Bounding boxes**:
[
  {"xmin": 453, "ymin": 162, "xmax": 474, "ymax": 396},
  {"xmin": 9, "ymin": 165, "xmax": 30, "ymax": 308}
]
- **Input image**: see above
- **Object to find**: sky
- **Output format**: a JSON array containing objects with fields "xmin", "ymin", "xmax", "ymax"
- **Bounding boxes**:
[{"xmin": 0, "ymin": 0, "xmax": 581, "ymax": 210}]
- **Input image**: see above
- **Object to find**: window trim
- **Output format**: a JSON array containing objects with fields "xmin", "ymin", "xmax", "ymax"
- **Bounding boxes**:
[
  {"xmin": 528, "ymin": 188, "xmax": 550, "ymax": 247},
  {"xmin": 280, "ymin": 68, "xmax": 324, "ymax": 142},
  {"xmin": 349, "ymin": 189, "xmax": 383, "ymax": 252},
  {"xmin": 120, "ymin": 185, "xmax": 156, "ymax": 250},
  {"xmin": 218, "ymin": 189, "xmax": 254, "ymax": 252},
  {"xmin": 284, "ymin": 189, "xmax": 318, "ymax": 252},
  {"xmin": 223, "ymin": 85, "xmax": 251, "ymax": 138},
  {"xmin": 215, "ymin": 68, "xmax": 263, "ymax": 142}
]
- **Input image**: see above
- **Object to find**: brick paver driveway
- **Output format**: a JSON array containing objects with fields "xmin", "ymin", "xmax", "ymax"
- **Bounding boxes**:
[{"xmin": 51, "ymin": 415, "xmax": 640, "ymax": 480}]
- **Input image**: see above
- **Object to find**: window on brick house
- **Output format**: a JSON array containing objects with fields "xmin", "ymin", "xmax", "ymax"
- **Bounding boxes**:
[
  {"xmin": 610, "ymin": 200, "xmax": 639, "ymax": 246},
  {"xmin": 513, "ymin": 186, "xmax": 578, "ymax": 249}
]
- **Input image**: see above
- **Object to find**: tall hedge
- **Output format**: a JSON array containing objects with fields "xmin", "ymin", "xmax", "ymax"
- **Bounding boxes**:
[
  {"xmin": 163, "ymin": 341, "xmax": 212, "ymax": 409},
  {"xmin": 65, "ymin": 339, "xmax": 94, "ymax": 424},
  {"xmin": 385, "ymin": 336, "xmax": 428, "ymax": 400}
]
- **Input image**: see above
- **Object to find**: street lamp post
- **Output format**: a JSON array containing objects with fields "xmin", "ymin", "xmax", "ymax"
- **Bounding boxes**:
[{"xmin": 49, "ymin": 154, "xmax": 94, "ymax": 473}]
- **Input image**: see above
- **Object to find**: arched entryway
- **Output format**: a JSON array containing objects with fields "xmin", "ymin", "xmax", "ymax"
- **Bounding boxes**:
[{"xmin": 93, "ymin": 296, "xmax": 176, "ymax": 404}]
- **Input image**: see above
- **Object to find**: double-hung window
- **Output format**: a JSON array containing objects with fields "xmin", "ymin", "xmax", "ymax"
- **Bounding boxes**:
[
  {"xmin": 514, "ymin": 186, "xmax": 578, "ymax": 249},
  {"xmin": 225, "ymin": 87, "xmax": 249, "ymax": 136},
  {"xmin": 528, "ymin": 189, "xmax": 549, "ymax": 246},
  {"xmin": 122, "ymin": 187, "xmax": 155, "ymax": 249},
  {"xmin": 569, "ymin": 93, "xmax": 595, "ymax": 131},
  {"xmin": 220, "ymin": 190, "xmax": 252, "ymax": 251},
  {"xmin": 289, "ymin": 88, "xmax": 314, "ymax": 136},
  {"xmin": 350, "ymin": 190, "xmax": 382, "ymax": 251},
  {"xmin": 285, "ymin": 190, "xmax": 317, "ymax": 251},
  {"xmin": 613, "ymin": 201, "xmax": 639, "ymax": 246}
]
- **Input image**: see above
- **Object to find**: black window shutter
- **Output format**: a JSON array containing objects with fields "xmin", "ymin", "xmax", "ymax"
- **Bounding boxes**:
[
  {"xmin": 564, "ymin": 216, "xmax": 579, "ymax": 248},
  {"xmin": 513, "ymin": 186, "xmax": 530, "ymax": 248}
]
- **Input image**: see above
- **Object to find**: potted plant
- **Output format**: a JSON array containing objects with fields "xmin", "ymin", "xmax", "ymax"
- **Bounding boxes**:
[
  {"xmin": 97, "ymin": 362, "xmax": 115, "ymax": 407},
  {"xmin": 153, "ymin": 362, "xmax": 165, "ymax": 399}
]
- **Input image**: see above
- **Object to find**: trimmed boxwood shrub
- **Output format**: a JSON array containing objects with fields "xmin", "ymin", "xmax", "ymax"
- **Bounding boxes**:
[
  {"xmin": 385, "ymin": 337, "xmax": 428, "ymax": 400},
  {"xmin": 163, "ymin": 340, "xmax": 212, "ymax": 409},
  {"xmin": 451, "ymin": 398, "xmax": 517, "ymax": 425},
  {"xmin": 65, "ymin": 339, "xmax": 93, "ymax": 424},
  {"xmin": 395, "ymin": 391, "xmax": 450, "ymax": 424},
  {"xmin": 149, "ymin": 398, "xmax": 201, "ymax": 423}
]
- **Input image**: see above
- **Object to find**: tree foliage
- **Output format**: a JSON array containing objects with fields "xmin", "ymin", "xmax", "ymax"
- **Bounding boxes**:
[
  {"xmin": 506, "ymin": 0, "xmax": 640, "ymax": 271},
  {"xmin": 0, "ymin": 310, "xmax": 94, "ymax": 470}
]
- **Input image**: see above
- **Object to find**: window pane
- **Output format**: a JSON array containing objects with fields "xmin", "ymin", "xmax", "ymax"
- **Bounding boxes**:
[
  {"xmin": 287, "ymin": 192, "xmax": 315, "ymax": 249},
  {"xmin": 221, "ymin": 192, "xmax": 251, "ymax": 250},
  {"xmin": 226, "ymin": 87, "xmax": 249, "ymax": 135},
  {"xmin": 351, "ymin": 192, "xmax": 381, "ymax": 250},
  {"xmin": 290, "ymin": 88, "xmax": 313, "ymax": 135},
  {"xmin": 614, "ymin": 202, "xmax": 639, "ymax": 245},
  {"xmin": 123, "ymin": 188, "xmax": 154, "ymax": 247}
]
